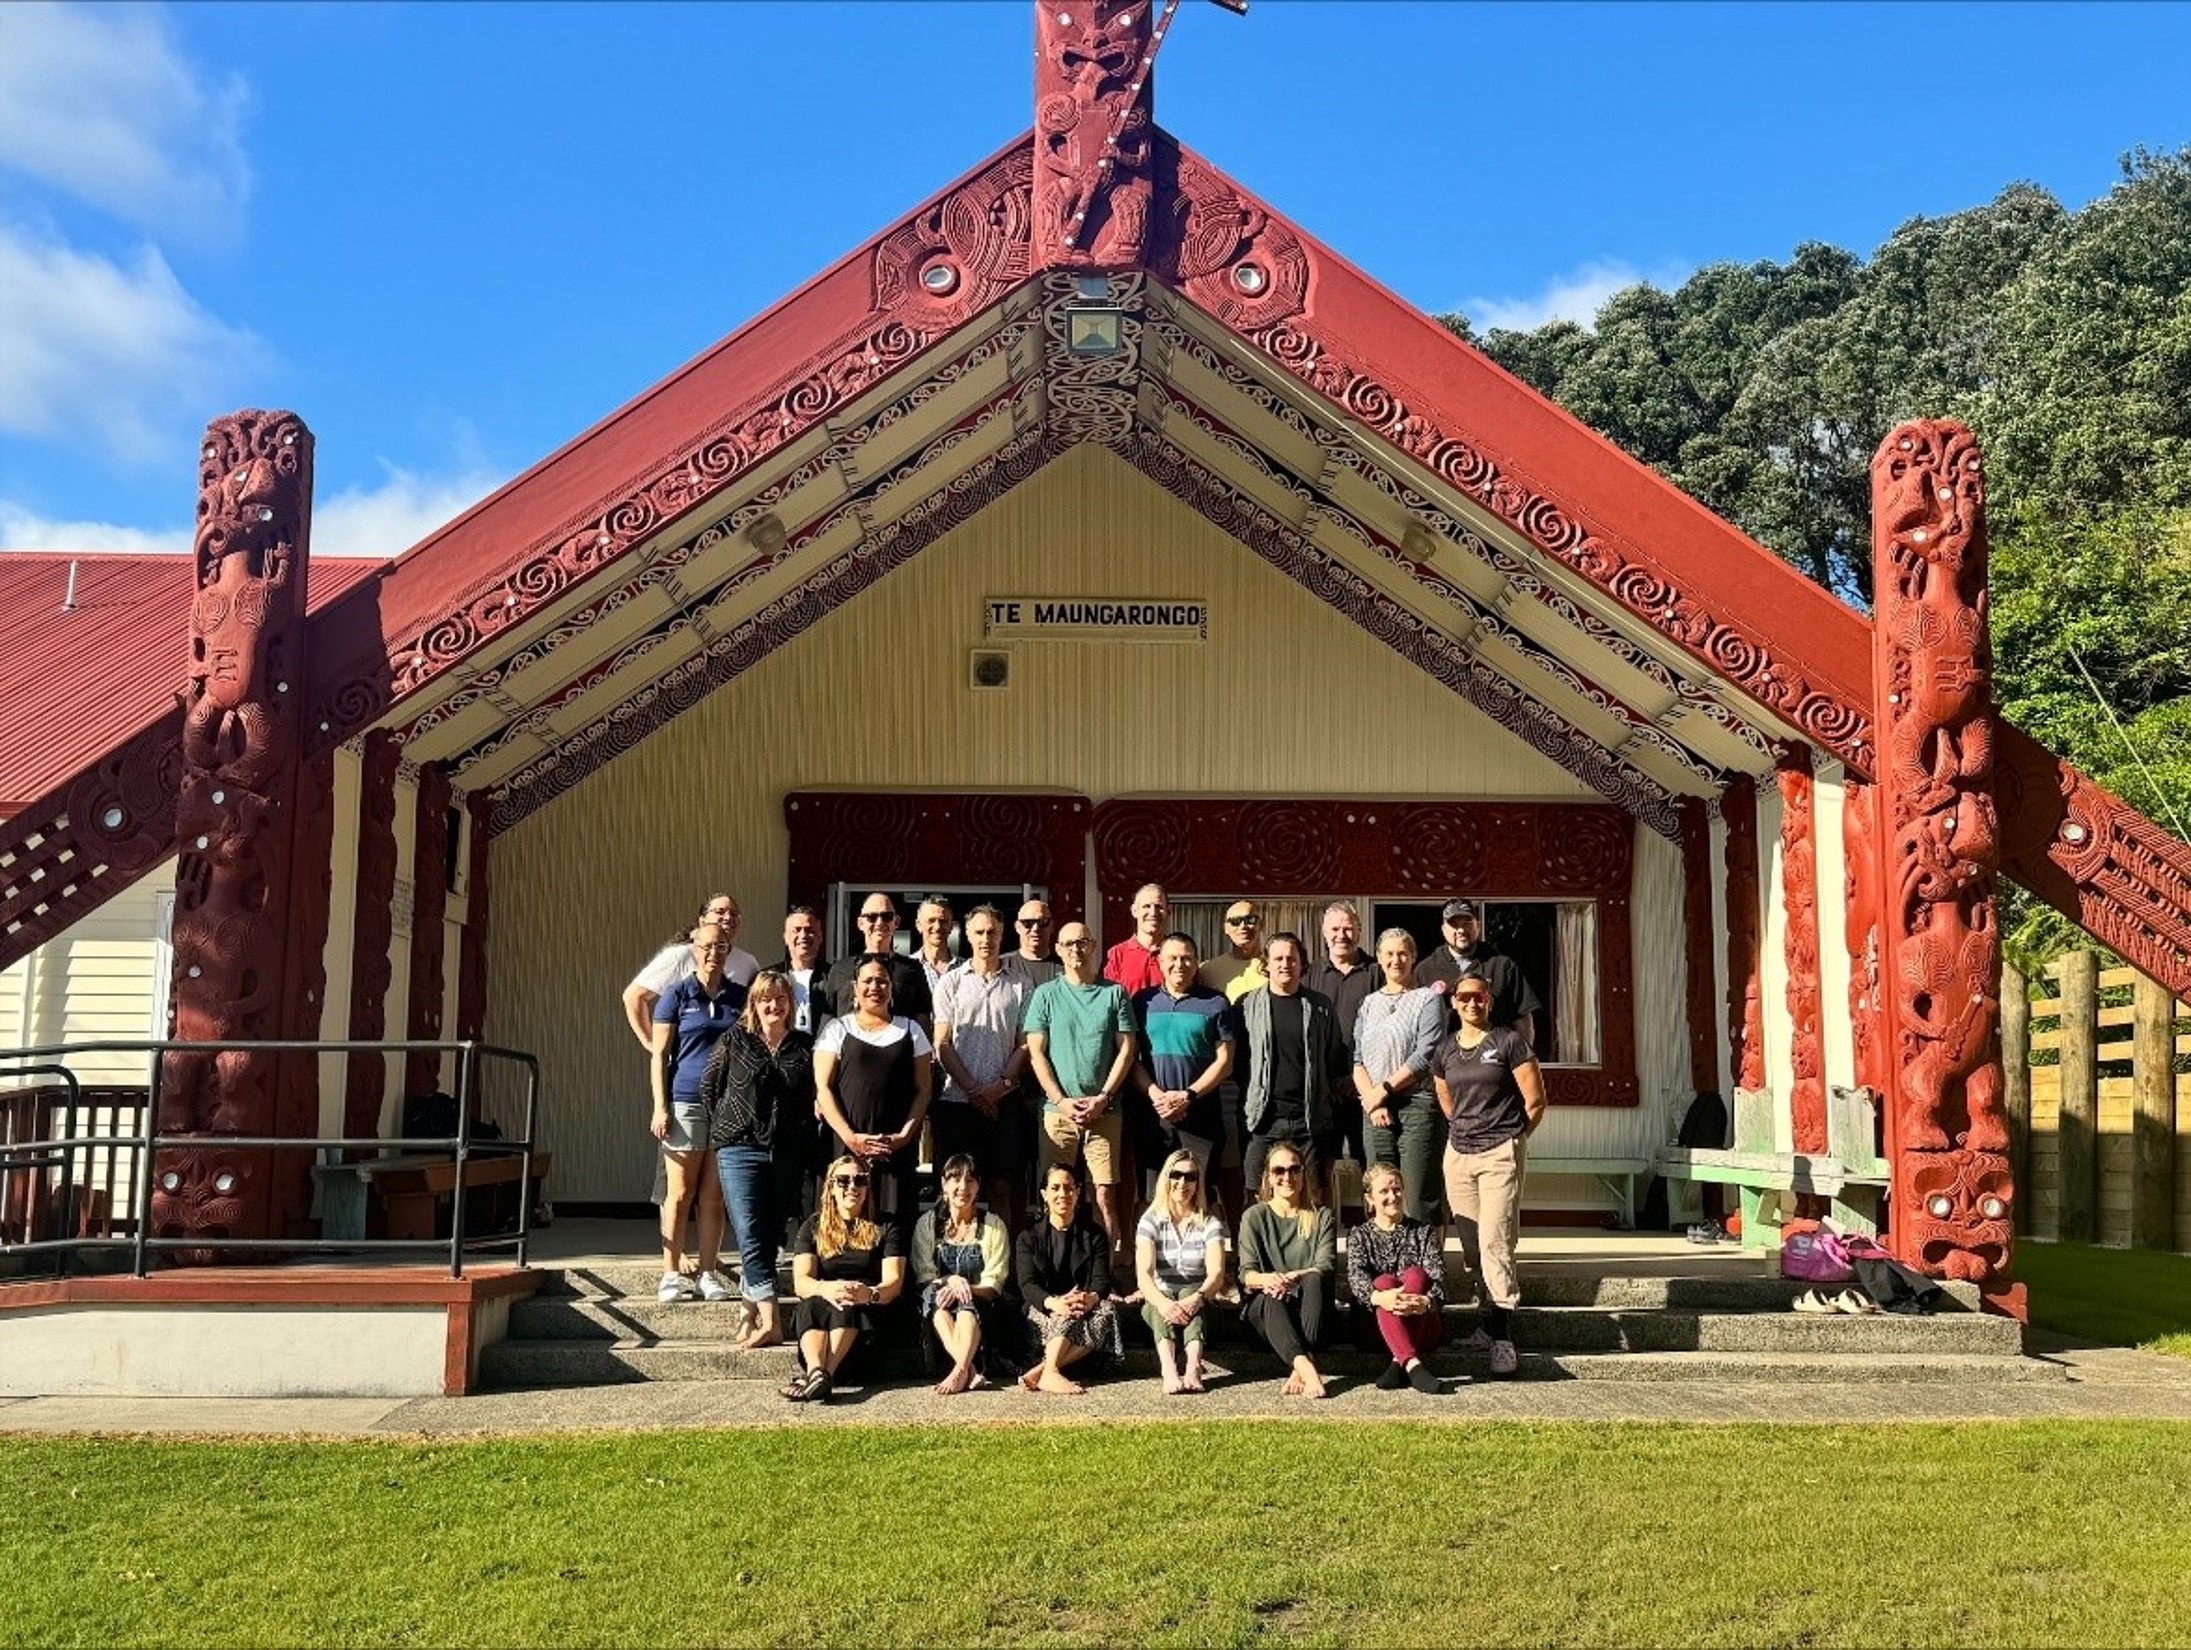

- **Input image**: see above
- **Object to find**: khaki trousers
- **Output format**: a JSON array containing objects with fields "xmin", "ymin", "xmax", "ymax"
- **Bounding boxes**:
[{"xmin": 1442, "ymin": 1134, "xmax": 1526, "ymax": 1310}]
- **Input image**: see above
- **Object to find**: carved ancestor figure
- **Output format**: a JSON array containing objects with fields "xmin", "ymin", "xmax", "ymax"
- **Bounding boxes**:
[
  {"xmin": 1034, "ymin": 0, "xmax": 1156, "ymax": 268},
  {"xmin": 156, "ymin": 411, "xmax": 315, "ymax": 1247},
  {"xmin": 1870, "ymin": 419, "xmax": 2011, "ymax": 1283}
]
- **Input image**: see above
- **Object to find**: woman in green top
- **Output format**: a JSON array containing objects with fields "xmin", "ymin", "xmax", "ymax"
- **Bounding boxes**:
[{"xmin": 1235, "ymin": 1141, "xmax": 1338, "ymax": 1398}]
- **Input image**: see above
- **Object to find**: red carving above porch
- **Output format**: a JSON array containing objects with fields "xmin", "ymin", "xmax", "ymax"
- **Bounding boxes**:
[
  {"xmin": 783, "ymin": 791, "xmax": 1091, "ymax": 926},
  {"xmin": 1034, "ymin": 0, "xmax": 1158, "ymax": 269},
  {"xmin": 1090, "ymin": 796, "xmax": 1638, "ymax": 1107}
]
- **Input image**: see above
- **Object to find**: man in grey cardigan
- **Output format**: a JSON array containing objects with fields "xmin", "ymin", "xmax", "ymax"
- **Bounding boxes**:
[{"xmin": 1235, "ymin": 932, "xmax": 1349, "ymax": 1194}]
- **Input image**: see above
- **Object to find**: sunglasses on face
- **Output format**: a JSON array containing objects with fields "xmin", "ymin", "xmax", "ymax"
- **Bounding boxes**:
[
  {"xmin": 1225, "ymin": 915, "xmax": 1259, "ymax": 927},
  {"xmin": 1058, "ymin": 938, "xmax": 1093, "ymax": 949},
  {"xmin": 1267, "ymin": 1164, "xmax": 1302, "ymax": 1178},
  {"xmin": 831, "ymin": 1174, "xmax": 871, "ymax": 1189},
  {"xmin": 1167, "ymin": 1169, "xmax": 1200, "ymax": 1183},
  {"xmin": 860, "ymin": 912, "xmax": 896, "ymax": 924},
  {"xmin": 1456, "ymin": 993, "xmax": 1491, "ymax": 1006},
  {"xmin": 1017, "ymin": 917, "xmax": 1048, "ymax": 928}
]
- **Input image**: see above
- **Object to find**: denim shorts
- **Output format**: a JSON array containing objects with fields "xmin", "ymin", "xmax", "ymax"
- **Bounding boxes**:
[{"xmin": 661, "ymin": 1099, "xmax": 708, "ymax": 1154}]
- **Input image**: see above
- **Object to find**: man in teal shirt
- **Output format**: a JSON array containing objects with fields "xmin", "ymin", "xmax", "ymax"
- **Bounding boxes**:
[{"xmin": 1025, "ymin": 921, "xmax": 1137, "ymax": 1255}]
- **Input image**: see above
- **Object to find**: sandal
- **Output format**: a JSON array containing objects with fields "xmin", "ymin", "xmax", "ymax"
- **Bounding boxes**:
[
  {"xmin": 782, "ymin": 1366, "xmax": 829, "ymax": 1402},
  {"xmin": 1831, "ymin": 1289, "xmax": 1880, "ymax": 1315},
  {"xmin": 1792, "ymin": 1288, "xmax": 1836, "ymax": 1315}
]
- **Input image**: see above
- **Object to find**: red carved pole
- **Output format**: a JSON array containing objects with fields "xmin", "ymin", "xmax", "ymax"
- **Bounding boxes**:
[
  {"xmin": 405, "ymin": 764, "xmax": 453, "ymax": 1102},
  {"xmin": 1777, "ymin": 745, "xmax": 1827, "ymax": 1152},
  {"xmin": 1721, "ymin": 776, "xmax": 1766, "ymax": 1092},
  {"xmin": 1677, "ymin": 797, "xmax": 1720, "ymax": 1094},
  {"xmin": 1869, "ymin": 419, "xmax": 2015, "ymax": 1295},
  {"xmin": 1843, "ymin": 773, "xmax": 1884, "ymax": 1095},
  {"xmin": 155, "ymin": 410, "xmax": 317, "ymax": 1253},
  {"xmin": 343, "ymin": 729, "xmax": 401, "ymax": 1146},
  {"xmin": 1034, "ymin": 0, "xmax": 1159, "ymax": 269}
]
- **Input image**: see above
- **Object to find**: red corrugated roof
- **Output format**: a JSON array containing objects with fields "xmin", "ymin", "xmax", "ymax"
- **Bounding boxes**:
[{"xmin": 0, "ymin": 552, "xmax": 384, "ymax": 816}]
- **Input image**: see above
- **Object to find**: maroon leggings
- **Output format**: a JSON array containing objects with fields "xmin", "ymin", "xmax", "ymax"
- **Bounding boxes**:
[{"xmin": 1372, "ymin": 1268, "xmax": 1446, "ymax": 1363}]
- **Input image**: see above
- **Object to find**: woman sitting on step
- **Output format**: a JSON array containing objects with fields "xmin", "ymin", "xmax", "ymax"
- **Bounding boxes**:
[
  {"xmin": 1345, "ymin": 1162, "xmax": 1446, "ymax": 1394},
  {"xmin": 1133, "ymin": 1148, "xmax": 1228, "ymax": 1395},
  {"xmin": 911, "ymin": 1153, "xmax": 1012, "ymax": 1395},
  {"xmin": 1012, "ymin": 1163, "xmax": 1122, "ymax": 1395},
  {"xmin": 1236, "ymin": 1141, "xmax": 1337, "ymax": 1398},
  {"xmin": 784, "ymin": 1155, "xmax": 906, "ymax": 1402}
]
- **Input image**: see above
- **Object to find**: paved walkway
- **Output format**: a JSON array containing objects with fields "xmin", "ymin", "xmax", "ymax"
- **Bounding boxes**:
[{"xmin": 4, "ymin": 1341, "xmax": 2190, "ymax": 1438}]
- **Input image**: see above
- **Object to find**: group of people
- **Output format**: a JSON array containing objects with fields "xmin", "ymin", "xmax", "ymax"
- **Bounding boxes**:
[{"xmin": 624, "ymin": 886, "xmax": 1548, "ymax": 1399}]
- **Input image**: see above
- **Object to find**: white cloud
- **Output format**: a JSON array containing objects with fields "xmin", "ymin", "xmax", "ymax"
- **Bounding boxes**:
[
  {"xmin": 1, "ymin": 464, "xmax": 501, "ymax": 561},
  {"xmin": 0, "ymin": 2, "xmax": 251, "ymax": 238},
  {"xmin": 1461, "ymin": 259, "xmax": 1689, "ymax": 335},
  {"xmin": 0, "ymin": 218, "xmax": 264, "ymax": 467}
]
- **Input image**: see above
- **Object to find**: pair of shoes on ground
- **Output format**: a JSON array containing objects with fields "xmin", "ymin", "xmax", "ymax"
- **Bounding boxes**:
[
  {"xmin": 1376, "ymin": 1361, "xmax": 1445, "ymax": 1394},
  {"xmin": 1685, "ymin": 1221, "xmax": 1738, "ymax": 1245},
  {"xmin": 656, "ymin": 1270, "xmax": 736, "ymax": 1303},
  {"xmin": 1457, "ymin": 1328, "xmax": 1521, "ymax": 1375},
  {"xmin": 782, "ymin": 1366, "xmax": 834, "ymax": 1403},
  {"xmin": 1793, "ymin": 1287, "xmax": 1878, "ymax": 1315}
]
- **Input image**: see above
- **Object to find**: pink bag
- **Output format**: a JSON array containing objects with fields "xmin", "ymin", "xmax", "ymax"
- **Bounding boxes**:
[{"xmin": 1780, "ymin": 1226, "xmax": 1855, "ymax": 1283}]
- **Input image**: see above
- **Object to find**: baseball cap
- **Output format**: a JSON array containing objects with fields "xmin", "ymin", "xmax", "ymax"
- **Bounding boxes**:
[{"xmin": 1440, "ymin": 899, "xmax": 1478, "ymax": 922}]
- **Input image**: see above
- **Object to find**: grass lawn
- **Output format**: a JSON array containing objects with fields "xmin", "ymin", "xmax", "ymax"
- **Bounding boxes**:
[
  {"xmin": 2019, "ymin": 1239, "xmax": 2191, "ymax": 1357},
  {"xmin": 6, "ymin": 1421, "xmax": 2190, "ymax": 1648}
]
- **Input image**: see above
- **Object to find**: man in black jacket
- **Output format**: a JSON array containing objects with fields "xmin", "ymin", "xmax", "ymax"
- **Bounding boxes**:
[
  {"xmin": 820, "ymin": 892, "xmax": 935, "ymax": 1027},
  {"xmin": 1414, "ymin": 899, "xmax": 1540, "ymax": 1049}
]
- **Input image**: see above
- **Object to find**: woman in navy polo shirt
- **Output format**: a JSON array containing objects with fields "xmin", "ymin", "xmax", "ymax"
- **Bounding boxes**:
[{"xmin": 648, "ymin": 921, "xmax": 747, "ymax": 1304}]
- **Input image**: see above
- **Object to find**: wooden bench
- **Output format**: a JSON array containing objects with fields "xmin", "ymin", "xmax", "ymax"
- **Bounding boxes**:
[
  {"xmin": 316, "ymin": 1151, "xmax": 551, "ymax": 1243},
  {"xmin": 1655, "ymin": 1086, "xmax": 1885, "ymax": 1247},
  {"xmin": 1524, "ymin": 1156, "xmax": 1651, "ymax": 1227}
]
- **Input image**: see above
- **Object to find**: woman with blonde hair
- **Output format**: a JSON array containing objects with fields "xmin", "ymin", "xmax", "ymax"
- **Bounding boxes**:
[
  {"xmin": 647, "ymin": 921, "xmax": 744, "ymax": 1304},
  {"xmin": 1236, "ymin": 1141, "xmax": 1337, "ymax": 1398},
  {"xmin": 703, "ymin": 969, "xmax": 814, "ymax": 1349},
  {"xmin": 1344, "ymin": 1161, "xmax": 1447, "ymax": 1394},
  {"xmin": 911, "ymin": 1153, "xmax": 1012, "ymax": 1394},
  {"xmin": 1133, "ymin": 1147, "xmax": 1228, "ymax": 1395},
  {"xmin": 784, "ymin": 1154, "xmax": 906, "ymax": 1402}
]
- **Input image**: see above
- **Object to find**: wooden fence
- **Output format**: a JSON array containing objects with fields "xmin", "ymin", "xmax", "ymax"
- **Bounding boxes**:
[{"xmin": 2003, "ymin": 953, "xmax": 2190, "ymax": 1251}]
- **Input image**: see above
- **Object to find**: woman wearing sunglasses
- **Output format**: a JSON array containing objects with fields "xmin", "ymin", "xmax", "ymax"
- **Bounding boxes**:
[
  {"xmin": 1434, "ymin": 976, "xmax": 1546, "ymax": 1379},
  {"xmin": 1013, "ymin": 1162, "xmax": 1121, "ymax": 1395},
  {"xmin": 1236, "ymin": 1142, "xmax": 1337, "ymax": 1398},
  {"xmin": 784, "ymin": 1155, "xmax": 906, "ymax": 1402},
  {"xmin": 911, "ymin": 1153, "xmax": 1012, "ymax": 1394},
  {"xmin": 1133, "ymin": 1148, "xmax": 1228, "ymax": 1395}
]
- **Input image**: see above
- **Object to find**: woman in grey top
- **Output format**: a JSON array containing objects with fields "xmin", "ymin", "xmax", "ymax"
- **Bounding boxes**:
[
  {"xmin": 1236, "ymin": 1141, "xmax": 1338, "ymax": 1397},
  {"xmin": 1351, "ymin": 929, "xmax": 1447, "ymax": 1224}
]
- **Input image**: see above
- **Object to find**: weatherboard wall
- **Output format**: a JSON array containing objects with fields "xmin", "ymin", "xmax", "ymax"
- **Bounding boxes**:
[{"xmin": 480, "ymin": 445, "xmax": 1694, "ymax": 1204}]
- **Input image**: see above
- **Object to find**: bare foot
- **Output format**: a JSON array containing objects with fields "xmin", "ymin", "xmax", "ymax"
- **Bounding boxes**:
[
  {"xmin": 1300, "ymin": 1369, "xmax": 1328, "ymax": 1400},
  {"xmin": 736, "ymin": 1328, "xmax": 783, "ymax": 1352},
  {"xmin": 1033, "ymin": 1370, "xmax": 1087, "ymax": 1396},
  {"xmin": 1162, "ymin": 1373, "xmax": 1185, "ymax": 1396},
  {"xmin": 967, "ymin": 1371, "xmax": 994, "ymax": 1391},
  {"xmin": 1018, "ymin": 1367, "xmax": 1043, "ymax": 1393},
  {"xmin": 936, "ymin": 1365, "xmax": 973, "ymax": 1397},
  {"xmin": 1282, "ymin": 1372, "xmax": 1305, "ymax": 1397}
]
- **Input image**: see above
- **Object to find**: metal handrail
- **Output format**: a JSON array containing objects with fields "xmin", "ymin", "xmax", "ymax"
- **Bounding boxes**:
[{"xmin": 0, "ymin": 1038, "xmax": 540, "ymax": 1279}]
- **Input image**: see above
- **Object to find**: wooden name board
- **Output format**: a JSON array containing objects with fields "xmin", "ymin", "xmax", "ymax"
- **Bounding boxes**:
[{"xmin": 983, "ymin": 598, "xmax": 1208, "ymax": 641}]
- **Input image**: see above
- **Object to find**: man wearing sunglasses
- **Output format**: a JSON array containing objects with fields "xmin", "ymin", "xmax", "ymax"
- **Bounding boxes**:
[
  {"xmin": 1013, "ymin": 899, "xmax": 1061, "ymax": 984},
  {"xmin": 820, "ymin": 894, "xmax": 934, "ymax": 1028},
  {"xmin": 1414, "ymin": 898, "xmax": 1540, "ymax": 1050},
  {"xmin": 1196, "ymin": 899, "xmax": 1266, "ymax": 1003}
]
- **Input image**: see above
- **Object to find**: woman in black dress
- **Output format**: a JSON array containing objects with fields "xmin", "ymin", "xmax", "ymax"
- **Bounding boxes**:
[
  {"xmin": 784, "ymin": 1155, "xmax": 906, "ymax": 1402},
  {"xmin": 815, "ymin": 958, "xmax": 934, "ymax": 1238}
]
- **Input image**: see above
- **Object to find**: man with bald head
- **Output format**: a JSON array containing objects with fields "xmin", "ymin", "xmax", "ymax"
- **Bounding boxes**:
[
  {"xmin": 1026, "ymin": 920, "xmax": 1138, "ymax": 1252},
  {"xmin": 1103, "ymin": 883, "xmax": 1169, "ymax": 998}
]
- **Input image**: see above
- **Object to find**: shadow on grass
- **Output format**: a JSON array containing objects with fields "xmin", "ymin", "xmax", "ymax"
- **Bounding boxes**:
[{"xmin": 2019, "ymin": 1240, "xmax": 2191, "ymax": 1357}]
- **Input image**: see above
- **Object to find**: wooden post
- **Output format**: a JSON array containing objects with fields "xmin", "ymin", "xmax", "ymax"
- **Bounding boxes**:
[
  {"xmin": 2001, "ymin": 961, "xmax": 2030, "ymax": 1227},
  {"xmin": 2056, "ymin": 948, "xmax": 2099, "ymax": 1244},
  {"xmin": 2130, "ymin": 970, "xmax": 2178, "ymax": 1252}
]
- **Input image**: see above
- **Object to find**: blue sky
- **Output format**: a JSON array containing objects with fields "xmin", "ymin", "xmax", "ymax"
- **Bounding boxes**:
[{"xmin": 2, "ymin": 0, "xmax": 2185, "ymax": 559}]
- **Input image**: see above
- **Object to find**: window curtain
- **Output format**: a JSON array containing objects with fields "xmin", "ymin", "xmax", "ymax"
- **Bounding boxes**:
[{"xmin": 1553, "ymin": 900, "xmax": 1599, "ymax": 1063}]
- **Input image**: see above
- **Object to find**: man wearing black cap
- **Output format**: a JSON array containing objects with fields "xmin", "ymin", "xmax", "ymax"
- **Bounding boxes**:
[{"xmin": 1414, "ymin": 899, "xmax": 1540, "ymax": 1051}]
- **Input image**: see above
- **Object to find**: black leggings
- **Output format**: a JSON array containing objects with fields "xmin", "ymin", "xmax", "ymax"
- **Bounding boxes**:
[{"xmin": 1240, "ymin": 1271, "xmax": 1330, "ymax": 1363}]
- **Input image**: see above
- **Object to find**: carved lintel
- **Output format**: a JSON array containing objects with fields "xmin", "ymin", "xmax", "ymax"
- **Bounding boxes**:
[{"xmin": 1870, "ymin": 419, "xmax": 2009, "ymax": 1284}]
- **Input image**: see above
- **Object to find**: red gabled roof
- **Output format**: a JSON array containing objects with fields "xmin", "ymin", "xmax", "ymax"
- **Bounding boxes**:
[{"xmin": 0, "ymin": 553, "xmax": 383, "ymax": 816}]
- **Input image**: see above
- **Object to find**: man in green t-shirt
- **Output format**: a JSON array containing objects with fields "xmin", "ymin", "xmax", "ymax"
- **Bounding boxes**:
[{"xmin": 1025, "ymin": 921, "xmax": 1137, "ymax": 1253}]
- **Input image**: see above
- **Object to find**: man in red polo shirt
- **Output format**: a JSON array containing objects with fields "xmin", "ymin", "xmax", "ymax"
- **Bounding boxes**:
[{"xmin": 1104, "ymin": 882, "xmax": 1169, "ymax": 996}]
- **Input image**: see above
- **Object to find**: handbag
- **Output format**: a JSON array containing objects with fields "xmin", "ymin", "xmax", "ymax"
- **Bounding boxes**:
[{"xmin": 1780, "ymin": 1224, "xmax": 1856, "ymax": 1284}]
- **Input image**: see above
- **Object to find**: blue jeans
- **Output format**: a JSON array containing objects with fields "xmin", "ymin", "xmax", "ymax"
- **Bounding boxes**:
[{"xmin": 714, "ymin": 1144, "xmax": 779, "ymax": 1303}]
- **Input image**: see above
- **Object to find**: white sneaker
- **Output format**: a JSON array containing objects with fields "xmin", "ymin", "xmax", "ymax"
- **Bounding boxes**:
[
  {"xmin": 697, "ymin": 1270, "xmax": 735, "ymax": 1302},
  {"xmin": 1488, "ymin": 1339, "xmax": 1519, "ymax": 1377},
  {"xmin": 658, "ymin": 1271, "xmax": 697, "ymax": 1303}
]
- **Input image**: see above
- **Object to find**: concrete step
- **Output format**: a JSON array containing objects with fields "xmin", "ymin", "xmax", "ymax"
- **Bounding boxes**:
[
  {"xmin": 529, "ymin": 1263, "xmax": 1981, "ymax": 1315},
  {"xmin": 478, "ymin": 1339, "xmax": 2059, "ymax": 1391},
  {"xmin": 505, "ymin": 1294, "xmax": 2020, "ymax": 1355}
]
